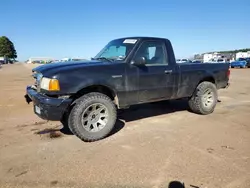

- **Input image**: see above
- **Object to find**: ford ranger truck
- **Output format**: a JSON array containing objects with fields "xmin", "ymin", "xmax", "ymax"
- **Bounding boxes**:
[{"xmin": 25, "ymin": 37, "xmax": 230, "ymax": 142}]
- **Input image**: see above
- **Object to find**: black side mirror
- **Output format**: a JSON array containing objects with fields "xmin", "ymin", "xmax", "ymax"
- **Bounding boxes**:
[{"xmin": 131, "ymin": 57, "xmax": 146, "ymax": 66}]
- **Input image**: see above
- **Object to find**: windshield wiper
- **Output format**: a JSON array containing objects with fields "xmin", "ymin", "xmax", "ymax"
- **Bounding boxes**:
[{"xmin": 93, "ymin": 57, "xmax": 114, "ymax": 62}]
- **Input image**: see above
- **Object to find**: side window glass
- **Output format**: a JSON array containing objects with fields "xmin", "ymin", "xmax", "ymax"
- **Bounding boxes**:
[
  {"xmin": 148, "ymin": 47, "xmax": 156, "ymax": 59},
  {"xmin": 134, "ymin": 41, "xmax": 168, "ymax": 65}
]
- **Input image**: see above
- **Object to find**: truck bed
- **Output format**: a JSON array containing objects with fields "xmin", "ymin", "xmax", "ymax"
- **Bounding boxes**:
[{"xmin": 175, "ymin": 62, "xmax": 230, "ymax": 98}]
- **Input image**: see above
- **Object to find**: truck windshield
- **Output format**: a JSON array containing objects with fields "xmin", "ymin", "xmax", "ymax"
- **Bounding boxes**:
[{"xmin": 94, "ymin": 38, "xmax": 138, "ymax": 61}]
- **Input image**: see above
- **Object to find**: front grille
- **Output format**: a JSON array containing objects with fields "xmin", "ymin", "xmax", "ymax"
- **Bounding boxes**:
[{"xmin": 32, "ymin": 72, "xmax": 43, "ymax": 92}]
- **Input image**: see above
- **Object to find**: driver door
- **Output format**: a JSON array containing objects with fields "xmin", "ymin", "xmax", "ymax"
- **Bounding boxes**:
[{"xmin": 133, "ymin": 40, "xmax": 174, "ymax": 102}]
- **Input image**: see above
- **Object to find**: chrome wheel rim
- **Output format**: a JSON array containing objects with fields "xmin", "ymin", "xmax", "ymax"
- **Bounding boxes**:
[
  {"xmin": 81, "ymin": 103, "xmax": 109, "ymax": 132},
  {"xmin": 202, "ymin": 88, "xmax": 214, "ymax": 108}
]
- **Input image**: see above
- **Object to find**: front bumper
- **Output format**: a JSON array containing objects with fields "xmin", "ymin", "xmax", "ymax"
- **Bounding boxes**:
[{"xmin": 25, "ymin": 86, "xmax": 73, "ymax": 121}]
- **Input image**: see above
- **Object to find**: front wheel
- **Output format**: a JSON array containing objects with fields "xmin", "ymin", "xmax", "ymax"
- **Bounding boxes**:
[
  {"xmin": 188, "ymin": 81, "xmax": 218, "ymax": 115},
  {"xmin": 68, "ymin": 92, "xmax": 117, "ymax": 142}
]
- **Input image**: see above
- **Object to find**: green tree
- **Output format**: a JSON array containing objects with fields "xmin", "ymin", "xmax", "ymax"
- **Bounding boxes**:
[{"xmin": 0, "ymin": 36, "xmax": 17, "ymax": 59}]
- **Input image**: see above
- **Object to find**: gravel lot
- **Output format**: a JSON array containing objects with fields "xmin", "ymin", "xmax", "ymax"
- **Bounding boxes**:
[{"xmin": 0, "ymin": 63, "xmax": 249, "ymax": 188}]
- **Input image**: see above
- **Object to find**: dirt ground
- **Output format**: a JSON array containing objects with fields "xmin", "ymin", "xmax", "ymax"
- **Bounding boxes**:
[{"xmin": 0, "ymin": 63, "xmax": 249, "ymax": 188}]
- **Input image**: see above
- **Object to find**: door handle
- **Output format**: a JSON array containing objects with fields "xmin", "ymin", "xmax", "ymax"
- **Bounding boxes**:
[{"xmin": 164, "ymin": 70, "xmax": 173, "ymax": 74}]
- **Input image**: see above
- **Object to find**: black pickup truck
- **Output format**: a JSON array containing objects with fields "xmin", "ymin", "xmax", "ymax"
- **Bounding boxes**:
[{"xmin": 25, "ymin": 37, "xmax": 230, "ymax": 142}]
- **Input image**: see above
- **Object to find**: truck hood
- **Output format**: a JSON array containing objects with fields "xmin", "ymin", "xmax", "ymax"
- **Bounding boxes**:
[{"xmin": 32, "ymin": 60, "xmax": 110, "ymax": 74}]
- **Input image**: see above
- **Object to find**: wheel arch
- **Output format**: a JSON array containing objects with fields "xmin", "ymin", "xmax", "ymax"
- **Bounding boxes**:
[
  {"xmin": 198, "ymin": 75, "xmax": 216, "ymax": 87},
  {"xmin": 71, "ymin": 84, "xmax": 119, "ymax": 107},
  {"xmin": 189, "ymin": 75, "xmax": 216, "ymax": 98}
]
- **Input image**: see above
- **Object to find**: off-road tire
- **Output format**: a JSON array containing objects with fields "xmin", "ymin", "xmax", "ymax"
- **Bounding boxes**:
[
  {"xmin": 188, "ymin": 81, "xmax": 218, "ymax": 115},
  {"xmin": 68, "ymin": 92, "xmax": 117, "ymax": 142}
]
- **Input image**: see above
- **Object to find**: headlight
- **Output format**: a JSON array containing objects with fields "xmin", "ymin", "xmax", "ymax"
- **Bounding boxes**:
[{"xmin": 40, "ymin": 77, "xmax": 60, "ymax": 91}]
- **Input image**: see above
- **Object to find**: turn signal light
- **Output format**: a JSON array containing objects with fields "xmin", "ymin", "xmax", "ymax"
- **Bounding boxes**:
[{"xmin": 49, "ymin": 79, "xmax": 60, "ymax": 91}]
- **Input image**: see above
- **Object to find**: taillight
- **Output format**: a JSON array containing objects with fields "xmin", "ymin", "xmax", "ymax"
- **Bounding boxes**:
[{"xmin": 227, "ymin": 69, "xmax": 230, "ymax": 78}]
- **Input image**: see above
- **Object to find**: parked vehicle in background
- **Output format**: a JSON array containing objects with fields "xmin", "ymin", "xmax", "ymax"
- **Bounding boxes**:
[
  {"xmin": 206, "ymin": 58, "xmax": 228, "ymax": 63},
  {"xmin": 192, "ymin": 60, "xmax": 203, "ymax": 63},
  {"xmin": 230, "ymin": 58, "xmax": 250, "ymax": 68},
  {"xmin": 246, "ymin": 58, "xmax": 250, "ymax": 65},
  {"xmin": 0, "ymin": 57, "xmax": 9, "ymax": 64},
  {"xmin": 59, "ymin": 58, "xmax": 87, "ymax": 62},
  {"xmin": 0, "ymin": 58, "xmax": 15, "ymax": 64},
  {"xmin": 25, "ymin": 36, "xmax": 230, "ymax": 142},
  {"xmin": 32, "ymin": 60, "xmax": 42, "ymax": 64},
  {"xmin": 216, "ymin": 58, "xmax": 226, "ymax": 63},
  {"xmin": 176, "ymin": 59, "xmax": 192, "ymax": 63}
]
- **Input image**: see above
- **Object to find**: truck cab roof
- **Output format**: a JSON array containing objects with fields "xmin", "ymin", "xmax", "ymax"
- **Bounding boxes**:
[{"xmin": 114, "ymin": 36, "xmax": 170, "ymax": 42}]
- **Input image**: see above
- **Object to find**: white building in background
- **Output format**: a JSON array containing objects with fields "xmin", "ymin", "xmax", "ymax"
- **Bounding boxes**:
[
  {"xmin": 27, "ymin": 57, "xmax": 55, "ymax": 64},
  {"xmin": 203, "ymin": 52, "xmax": 222, "ymax": 62},
  {"xmin": 203, "ymin": 52, "xmax": 233, "ymax": 62},
  {"xmin": 236, "ymin": 51, "xmax": 250, "ymax": 59},
  {"xmin": 203, "ymin": 53, "xmax": 213, "ymax": 62}
]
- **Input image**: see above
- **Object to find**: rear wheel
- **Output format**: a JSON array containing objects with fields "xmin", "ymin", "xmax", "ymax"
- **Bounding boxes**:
[
  {"xmin": 68, "ymin": 92, "xmax": 117, "ymax": 142},
  {"xmin": 188, "ymin": 81, "xmax": 218, "ymax": 115}
]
